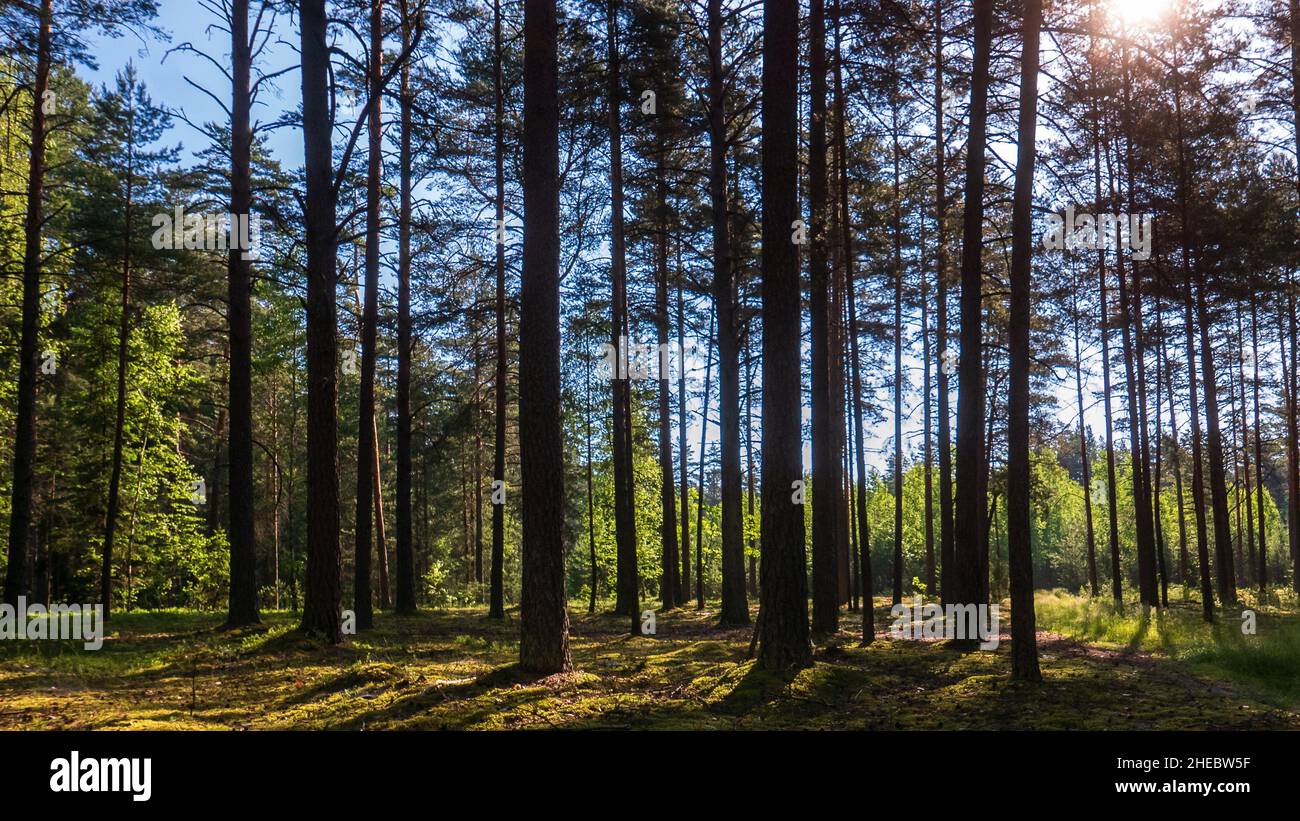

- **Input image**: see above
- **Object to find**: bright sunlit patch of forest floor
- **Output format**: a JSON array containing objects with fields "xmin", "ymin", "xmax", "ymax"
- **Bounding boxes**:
[{"xmin": 1, "ymin": 592, "xmax": 1298, "ymax": 730}]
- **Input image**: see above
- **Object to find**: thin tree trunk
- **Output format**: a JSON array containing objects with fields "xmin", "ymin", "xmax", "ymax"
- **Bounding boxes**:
[
  {"xmin": 353, "ymin": 0, "xmax": 385, "ymax": 631},
  {"xmin": 695, "ymin": 308, "xmax": 715, "ymax": 610},
  {"xmin": 395, "ymin": 0, "xmax": 418, "ymax": 615},
  {"xmin": 606, "ymin": 0, "xmax": 638, "ymax": 626},
  {"xmin": 1250, "ymin": 297, "xmax": 1267, "ymax": 593},
  {"xmin": 488, "ymin": 0, "xmax": 508, "ymax": 619},
  {"xmin": 654, "ymin": 165, "xmax": 678, "ymax": 611},
  {"xmin": 225, "ymin": 0, "xmax": 259, "ymax": 627},
  {"xmin": 103, "ymin": 71, "xmax": 137, "ymax": 622},
  {"xmin": 808, "ymin": 0, "xmax": 838, "ymax": 634},
  {"xmin": 1072, "ymin": 270, "xmax": 1099, "ymax": 596}
]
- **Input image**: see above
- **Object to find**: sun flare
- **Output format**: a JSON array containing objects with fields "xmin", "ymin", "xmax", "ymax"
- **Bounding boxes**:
[{"xmin": 1109, "ymin": 0, "xmax": 1173, "ymax": 26}]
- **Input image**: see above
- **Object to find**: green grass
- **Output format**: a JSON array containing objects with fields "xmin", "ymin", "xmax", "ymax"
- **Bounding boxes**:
[
  {"xmin": 0, "ymin": 596, "xmax": 1297, "ymax": 730},
  {"xmin": 1035, "ymin": 588, "xmax": 1300, "ymax": 706}
]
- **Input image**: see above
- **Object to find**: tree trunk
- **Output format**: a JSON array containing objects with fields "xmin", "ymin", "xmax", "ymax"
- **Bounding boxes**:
[
  {"xmin": 1072, "ymin": 274, "xmax": 1099, "ymax": 596},
  {"xmin": 654, "ymin": 168, "xmax": 678, "ymax": 611},
  {"xmin": 695, "ymin": 308, "xmax": 715, "ymax": 610},
  {"xmin": 395, "ymin": 0, "xmax": 418, "ymax": 615},
  {"xmin": 932, "ymin": 0, "xmax": 954, "ymax": 604},
  {"xmin": 950, "ymin": 0, "xmax": 993, "ymax": 615},
  {"xmin": 808, "ymin": 0, "xmax": 837, "ymax": 634},
  {"xmin": 676, "ymin": 245, "xmax": 691, "ymax": 604},
  {"xmin": 708, "ymin": 0, "xmax": 747, "ymax": 626},
  {"xmin": 1172, "ymin": 46, "xmax": 1213, "ymax": 620},
  {"xmin": 756, "ymin": 0, "xmax": 811, "ymax": 671},
  {"xmin": 606, "ymin": 0, "xmax": 638, "ymax": 626},
  {"xmin": 299, "ymin": 0, "xmax": 343, "ymax": 643},
  {"xmin": 225, "ymin": 0, "xmax": 260, "ymax": 627},
  {"xmin": 103, "ymin": 75, "xmax": 137, "ymax": 623},
  {"xmin": 1006, "ymin": 0, "xmax": 1042, "ymax": 681},
  {"xmin": 837, "ymin": 8, "xmax": 874, "ymax": 638},
  {"xmin": 352, "ymin": 0, "xmax": 385, "ymax": 631},
  {"xmin": 6, "ymin": 0, "xmax": 53, "ymax": 607},
  {"xmin": 518, "ymin": 0, "xmax": 572, "ymax": 673},
  {"xmin": 1250, "ymin": 297, "xmax": 1267, "ymax": 592},
  {"xmin": 488, "ymin": 0, "xmax": 508, "ymax": 619},
  {"xmin": 1197, "ymin": 275, "xmax": 1237, "ymax": 605}
]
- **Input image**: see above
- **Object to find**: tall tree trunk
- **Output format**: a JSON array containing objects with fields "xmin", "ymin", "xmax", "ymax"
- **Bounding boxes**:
[
  {"xmin": 1286, "ymin": 0, "xmax": 1300, "ymax": 595},
  {"xmin": 1072, "ymin": 272, "xmax": 1099, "ymax": 596},
  {"xmin": 5, "ymin": 0, "xmax": 53, "ymax": 607},
  {"xmin": 836, "ymin": 0, "xmax": 872, "ymax": 640},
  {"xmin": 756, "ymin": 0, "xmax": 811, "ymax": 671},
  {"xmin": 950, "ymin": 0, "xmax": 993, "ymax": 615},
  {"xmin": 694, "ymin": 308, "xmax": 715, "ymax": 610},
  {"xmin": 1234, "ymin": 306, "xmax": 1254, "ymax": 590},
  {"xmin": 654, "ymin": 168, "xmax": 678, "ymax": 611},
  {"xmin": 225, "ymin": 0, "xmax": 260, "ymax": 627},
  {"xmin": 744, "ymin": 333, "xmax": 758, "ymax": 599},
  {"xmin": 606, "ymin": 0, "xmax": 638, "ymax": 625},
  {"xmin": 299, "ymin": 0, "xmax": 343, "ymax": 642},
  {"xmin": 103, "ymin": 76, "xmax": 137, "ymax": 622},
  {"xmin": 353, "ymin": 0, "xmax": 385, "ymax": 631},
  {"xmin": 1197, "ymin": 275, "xmax": 1237, "ymax": 605},
  {"xmin": 1159, "ymin": 307, "xmax": 1190, "ymax": 590},
  {"xmin": 1172, "ymin": 40, "xmax": 1213, "ymax": 619},
  {"xmin": 488, "ymin": 0, "xmax": 508, "ymax": 619},
  {"xmin": 1250, "ymin": 297, "xmax": 1267, "ymax": 592},
  {"xmin": 709, "ymin": 0, "xmax": 747, "ymax": 626},
  {"xmin": 1117, "ymin": 49, "xmax": 1159, "ymax": 608},
  {"xmin": 518, "ymin": 0, "xmax": 571, "ymax": 673},
  {"xmin": 676, "ymin": 247, "xmax": 691, "ymax": 604},
  {"xmin": 933, "ymin": 0, "xmax": 954, "ymax": 603},
  {"xmin": 808, "ymin": 0, "xmax": 838, "ymax": 634},
  {"xmin": 395, "ymin": 0, "xmax": 418, "ymax": 615},
  {"xmin": 890, "ymin": 95, "xmax": 904, "ymax": 608},
  {"xmin": 922, "ymin": 227, "xmax": 935, "ymax": 597},
  {"xmin": 586, "ymin": 353, "xmax": 598, "ymax": 613},
  {"xmin": 1089, "ymin": 0, "xmax": 1122, "ymax": 609},
  {"xmin": 1006, "ymin": 0, "xmax": 1042, "ymax": 682}
]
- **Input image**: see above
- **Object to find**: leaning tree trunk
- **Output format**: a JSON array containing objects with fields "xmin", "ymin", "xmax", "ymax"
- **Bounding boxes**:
[
  {"xmin": 756, "ymin": 0, "xmax": 811, "ymax": 672},
  {"xmin": 299, "ymin": 0, "xmax": 343, "ymax": 643}
]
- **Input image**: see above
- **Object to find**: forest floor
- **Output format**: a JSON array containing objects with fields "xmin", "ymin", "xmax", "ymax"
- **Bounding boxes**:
[{"xmin": 1, "ymin": 591, "xmax": 1298, "ymax": 730}]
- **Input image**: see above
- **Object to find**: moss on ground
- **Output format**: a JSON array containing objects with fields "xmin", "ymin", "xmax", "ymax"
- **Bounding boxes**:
[{"xmin": 0, "ymin": 595, "xmax": 1296, "ymax": 730}]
